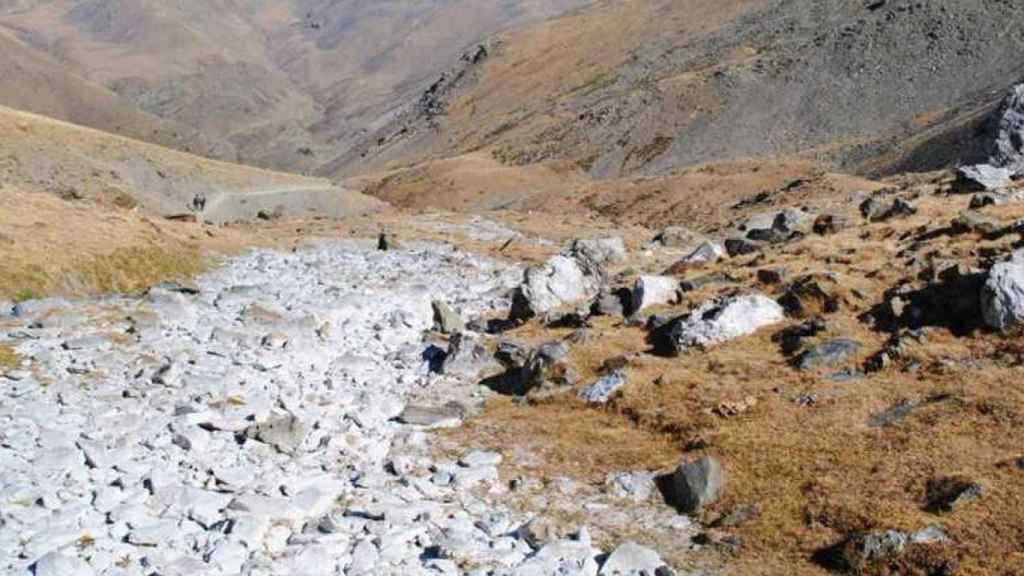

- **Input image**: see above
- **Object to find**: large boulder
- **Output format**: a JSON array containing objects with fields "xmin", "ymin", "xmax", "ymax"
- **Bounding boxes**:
[
  {"xmin": 954, "ymin": 164, "xmax": 1013, "ymax": 193},
  {"xmin": 566, "ymin": 237, "xmax": 627, "ymax": 266},
  {"xmin": 659, "ymin": 294, "xmax": 785, "ymax": 354},
  {"xmin": 511, "ymin": 256, "xmax": 602, "ymax": 320},
  {"xmin": 981, "ymin": 258, "xmax": 1024, "ymax": 330},
  {"xmin": 671, "ymin": 456, "xmax": 726, "ymax": 513},
  {"xmin": 440, "ymin": 332, "xmax": 502, "ymax": 379},
  {"xmin": 988, "ymin": 83, "xmax": 1024, "ymax": 175},
  {"xmin": 652, "ymin": 226, "xmax": 706, "ymax": 250},
  {"xmin": 676, "ymin": 241, "xmax": 726, "ymax": 266}
]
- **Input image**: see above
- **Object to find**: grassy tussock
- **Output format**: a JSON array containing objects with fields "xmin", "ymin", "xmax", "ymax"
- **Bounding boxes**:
[{"xmin": 0, "ymin": 243, "xmax": 207, "ymax": 300}]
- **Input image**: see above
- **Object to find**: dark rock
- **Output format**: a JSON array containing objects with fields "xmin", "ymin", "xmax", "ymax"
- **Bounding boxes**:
[
  {"xmin": 951, "ymin": 210, "xmax": 1002, "ymax": 236},
  {"xmin": 794, "ymin": 339, "xmax": 862, "ymax": 371},
  {"xmin": 724, "ymin": 237, "xmax": 761, "ymax": 257},
  {"xmin": 860, "ymin": 197, "xmax": 917, "ymax": 222},
  {"xmin": 670, "ymin": 456, "xmax": 726, "ymax": 513},
  {"xmin": 494, "ymin": 341, "xmax": 530, "ymax": 369},
  {"xmin": 813, "ymin": 214, "xmax": 851, "ymax": 236},
  {"xmin": 756, "ymin": 268, "xmax": 786, "ymax": 285},
  {"xmin": 693, "ymin": 529, "xmax": 743, "ymax": 553},
  {"xmin": 970, "ymin": 189, "xmax": 1024, "ymax": 208},
  {"xmin": 778, "ymin": 275, "xmax": 841, "ymax": 317},
  {"xmin": 926, "ymin": 477, "xmax": 983, "ymax": 512},
  {"xmin": 772, "ymin": 317, "xmax": 827, "ymax": 356},
  {"xmin": 680, "ymin": 272, "xmax": 732, "ymax": 293}
]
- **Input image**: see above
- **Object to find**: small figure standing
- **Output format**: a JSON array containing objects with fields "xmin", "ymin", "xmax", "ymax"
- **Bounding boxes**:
[
  {"xmin": 377, "ymin": 231, "xmax": 390, "ymax": 251},
  {"xmin": 192, "ymin": 193, "xmax": 207, "ymax": 212}
]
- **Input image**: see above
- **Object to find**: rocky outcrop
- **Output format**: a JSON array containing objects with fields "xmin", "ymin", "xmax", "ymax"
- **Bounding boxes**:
[
  {"xmin": 655, "ymin": 294, "xmax": 785, "ymax": 354},
  {"xmin": 511, "ymin": 255, "xmax": 602, "ymax": 319},
  {"xmin": 671, "ymin": 456, "xmax": 726, "ymax": 514},
  {"xmin": 981, "ymin": 255, "xmax": 1024, "ymax": 330}
]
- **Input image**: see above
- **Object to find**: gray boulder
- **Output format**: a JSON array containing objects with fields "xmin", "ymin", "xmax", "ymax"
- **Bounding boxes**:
[
  {"xmin": 680, "ymin": 241, "xmax": 726, "ymax": 265},
  {"xmin": 794, "ymin": 339, "xmax": 862, "ymax": 371},
  {"xmin": 567, "ymin": 236, "xmax": 627, "ymax": 266},
  {"xmin": 672, "ymin": 456, "xmax": 726, "ymax": 513},
  {"xmin": 431, "ymin": 300, "xmax": 464, "ymax": 334},
  {"xmin": 663, "ymin": 294, "xmax": 785, "ymax": 353},
  {"xmin": 440, "ymin": 332, "xmax": 502, "ymax": 380},
  {"xmin": 578, "ymin": 371, "xmax": 628, "ymax": 404},
  {"xmin": 652, "ymin": 226, "xmax": 705, "ymax": 250},
  {"xmin": 244, "ymin": 413, "xmax": 307, "ymax": 455},
  {"xmin": 981, "ymin": 259, "xmax": 1024, "ymax": 330},
  {"xmin": 523, "ymin": 341, "xmax": 580, "ymax": 396},
  {"xmin": 511, "ymin": 255, "xmax": 602, "ymax": 319},
  {"xmin": 989, "ymin": 83, "xmax": 1024, "ymax": 174},
  {"xmin": 955, "ymin": 164, "xmax": 1013, "ymax": 193}
]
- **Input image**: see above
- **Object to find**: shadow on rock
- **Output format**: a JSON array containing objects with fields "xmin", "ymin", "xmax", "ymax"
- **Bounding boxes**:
[{"xmin": 866, "ymin": 272, "xmax": 987, "ymax": 337}]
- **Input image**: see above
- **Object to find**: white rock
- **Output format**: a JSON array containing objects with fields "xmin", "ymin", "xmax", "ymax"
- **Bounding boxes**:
[
  {"xmin": 981, "ymin": 260, "xmax": 1024, "ymax": 330},
  {"xmin": 631, "ymin": 276, "xmax": 680, "ymax": 314},
  {"xmin": 599, "ymin": 542, "xmax": 667, "ymax": 575},
  {"xmin": 511, "ymin": 256, "xmax": 601, "ymax": 319},
  {"xmin": 31, "ymin": 552, "xmax": 94, "ymax": 576},
  {"xmin": 666, "ymin": 294, "xmax": 784, "ymax": 352}
]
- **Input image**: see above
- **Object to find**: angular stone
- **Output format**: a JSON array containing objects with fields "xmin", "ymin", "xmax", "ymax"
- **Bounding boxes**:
[
  {"xmin": 652, "ymin": 226, "xmax": 705, "ymax": 250},
  {"xmin": 432, "ymin": 300, "xmax": 465, "ymax": 334},
  {"xmin": 440, "ymin": 332, "xmax": 502, "ymax": 380},
  {"xmin": 244, "ymin": 413, "xmax": 307, "ymax": 455},
  {"xmin": 568, "ymin": 236, "xmax": 628, "ymax": 265},
  {"xmin": 794, "ymin": 339, "xmax": 862, "ymax": 371},
  {"xmin": 661, "ymin": 294, "xmax": 784, "ymax": 354},
  {"xmin": 511, "ymin": 256, "xmax": 602, "ymax": 319},
  {"xmin": 955, "ymin": 164, "xmax": 1014, "ymax": 193},
  {"xmin": 981, "ymin": 260, "xmax": 1024, "ymax": 330},
  {"xmin": 396, "ymin": 404, "xmax": 463, "ymax": 428},
  {"xmin": 671, "ymin": 456, "xmax": 726, "ymax": 513},
  {"xmin": 631, "ymin": 276, "xmax": 680, "ymax": 314},
  {"xmin": 680, "ymin": 241, "xmax": 725, "ymax": 265},
  {"xmin": 578, "ymin": 372, "xmax": 628, "ymax": 404},
  {"xmin": 599, "ymin": 542, "xmax": 667, "ymax": 575}
]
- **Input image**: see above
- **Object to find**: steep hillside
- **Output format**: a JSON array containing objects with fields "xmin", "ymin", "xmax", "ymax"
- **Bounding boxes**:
[
  {"xmin": 0, "ymin": 0, "xmax": 591, "ymax": 172},
  {"xmin": 0, "ymin": 104, "xmax": 382, "ymax": 222},
  {"xmin": 344, "ymin": 0, "xmax": 1024, "ymax": 180},
  {"xmin": 0, "ymin": 27, "xmax": 222, "ymax": 158},
  {"xmin": 0, "ymin": 104, "xmax": 383, "ymax": 299}
]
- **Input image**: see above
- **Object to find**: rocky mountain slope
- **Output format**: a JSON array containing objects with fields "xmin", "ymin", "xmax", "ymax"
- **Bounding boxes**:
[
  {"xmin": 345, "ymin": 0, "xmax": 1024, "ymax": 182},
  {"xmin": 0, "ymin": 0, "xmax": 590, "ymax": 172}
]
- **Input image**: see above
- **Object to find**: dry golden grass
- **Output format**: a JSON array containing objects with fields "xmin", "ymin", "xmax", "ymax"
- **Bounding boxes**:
[
  {"xmin": 0, "ymin": 343, "xmax": 20, "ymax": 369},
  {"xmin": 442, "ymin": 180, "xmax": 1024, "ymax": 575},
  {"xmin": 0, "ymin": 188, "xmax": 218, "ymax": 300}
]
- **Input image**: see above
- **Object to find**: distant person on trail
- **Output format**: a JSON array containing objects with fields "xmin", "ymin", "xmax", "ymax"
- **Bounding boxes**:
[{"xmin": 192, "ymin": 193, "xmax": 207, "ymax": 212}]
